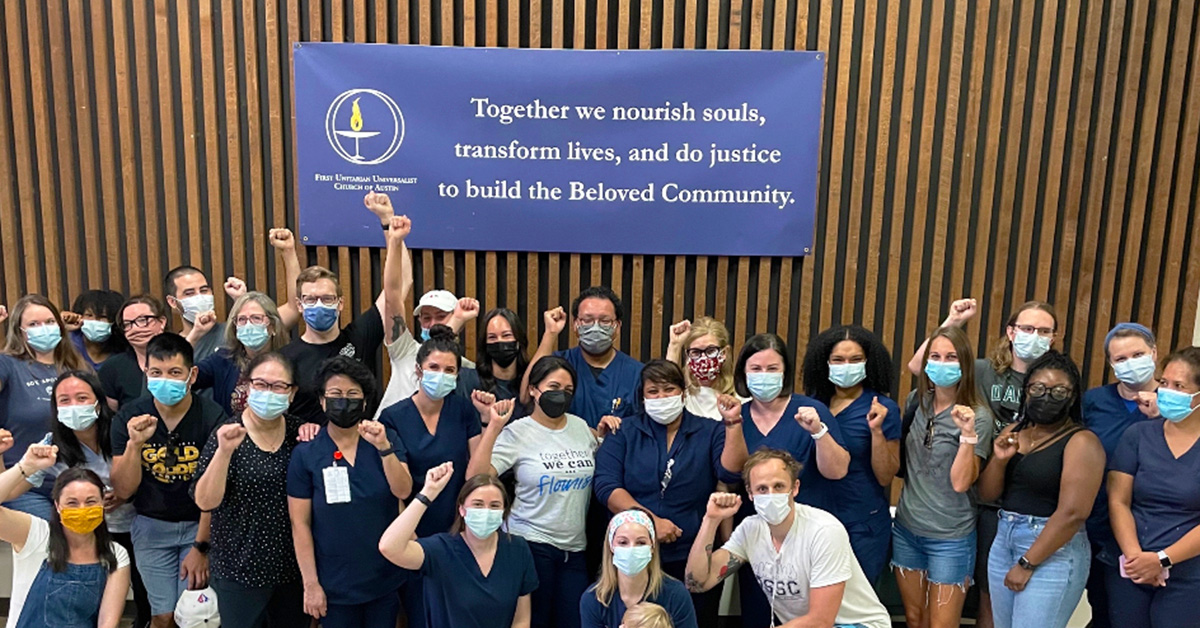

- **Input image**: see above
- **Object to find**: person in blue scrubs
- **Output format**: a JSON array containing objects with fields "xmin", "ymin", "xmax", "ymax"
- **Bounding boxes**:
[
  {"xmin": 378, "ymin": 324, "xmax": 485, "ymax": 627},
  {"xmin": 523, "ymin": 286, "xmax": 642, "ymax": 429},
  {"xmin": 287, "ymin": 357, "xmax": 413, "ymax": 628},
  {"xmin": 802, "ymin": 325, "xmax": 901, "ymax": 582},
  {"xmin": 580, "ymin": 509, "xmax": 698, "ymax": 628},
  {"xmin": 592, "ymin": 359, "xmax": 746, "ymax": 628},
  {"xmin": 731, "ymin": 333, "xmax": 851, "ymax": 626},
  {"xmin": 194, "ymin": 292, "xmax": 290, "ymax": 417},
  {"xmin": 380, "ymin": 463, "xmax": 538, "ymax": 628},
  {"xmin": 1106, "ymin": 346, "xmax": 1200, "ymax": 628},
  {"xmin": 1082, "ymin": 322, "xmax": 1160, "ymax": 627}
]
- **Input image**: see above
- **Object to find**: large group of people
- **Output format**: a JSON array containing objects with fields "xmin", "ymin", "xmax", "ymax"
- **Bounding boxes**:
[{"xmin": 0, "ymin": 191, "xmax": 1196, "ymax": 628}]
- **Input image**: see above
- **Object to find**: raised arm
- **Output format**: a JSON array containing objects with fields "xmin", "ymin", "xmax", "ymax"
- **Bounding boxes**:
[
  {"xmin": 111, "ymin": 414, "xmax": 158, "ymax": 500},
  {"xmin": 949, "ymin": 405, "xmax": 983, "ymax": 493},
  {"xmin": 193, "ymin": 424, "xmax": 247, "ymax": 512},
  {"xmin": 717, "ymin": 395, "xmax": 749, "ymax": 475},
  {"xmin": 359, "ymin": 420, "xmax": 413, "ymax": 499},
  {"xmin": 685, "ymin": 493, "xmax": 745, "ymax": 593},
  {"xmin": 665, "ymin": 320, "xmax": 690, "ymax": 363},
  {"xmin": 379, "ymin": 462, "xmax": 455, "ymax": 570},
  {"xmin": 867, "ymin": 397, "xmax": 901, "ymax": 486},
  {"xmin": 977, "ymin": 425, "xmax": 1018, "ymax": 503},
  {"xmin": 521, "ymin": 307, "xmax": 567, "ymax": 405},
  {"xmin": 906, "ymin": 298, "xmax": 978, "ymax": 375},
  {"xmin": 797, "ymin": 407, "xmax": 850, "ymax": 479},
  {"xmin": 382, "ymin": 213, "xmax": 413, "ymax": 345},
  {"xmin": 268, "ymin": 228, "xmax": 303, "ymax": 330},
  {"xmin": 466, "ymin": 400, "xmax": 515, "ymax": 478}
]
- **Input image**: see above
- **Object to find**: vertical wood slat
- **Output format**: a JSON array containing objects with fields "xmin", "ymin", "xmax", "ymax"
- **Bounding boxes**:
[
  {"xmin": 45, "ymin": 2, "xmax": 85, "ymax": 295},
  {"xmin": 174, "ymin": 2, "xmax": 206, "ymax": 291},
  {"xmin": 0, "ymin": 2, "xmax": 19, "ymax": 303},
  {"xmin": 25, "ymin": 1, "xmax": 64, "ymax": 299}
]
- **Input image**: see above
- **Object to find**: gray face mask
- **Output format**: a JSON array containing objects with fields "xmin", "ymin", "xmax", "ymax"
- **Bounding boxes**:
[{"xmin": 577, "ymin": 322, "xmax": 616, "ymax": 355}]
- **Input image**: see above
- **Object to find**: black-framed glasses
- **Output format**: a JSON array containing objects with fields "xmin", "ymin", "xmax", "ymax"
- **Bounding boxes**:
[
  {"xmin": 923, "ymin": 415, "xmax": 936, "ymax": 449},
  {"xmin": 1012, "ymin": 324, "xmax": 1056, "ymax": 337},
  {"xmin": 121, "ymin": 315, "xmax": 163, "ymax": 331},
  {"xmin": 686, "ymin": 346, "xmax": 723, "ymax": 360},
  {"xmin": 250, "ymin": 378, "xmax": 295, "ymax": 394},
  {"xmin": 1026, "ymin": 383, "xmax": 1074, "ymax": 401},
  {"xmin": 235, "ymin": 314, "xmax": 270, "ymax": 326}
]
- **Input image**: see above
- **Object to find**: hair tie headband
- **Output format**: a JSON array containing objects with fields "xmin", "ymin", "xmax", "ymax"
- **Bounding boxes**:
[{"xmin": 607, "ymin": 510, "xmax": 655, "ymax": 548}]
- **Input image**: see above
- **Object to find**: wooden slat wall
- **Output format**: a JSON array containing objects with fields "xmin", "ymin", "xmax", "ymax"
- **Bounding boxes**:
[{"xmin": 1, "ymin": 0, "xmax": 1199, "ymax": 397}]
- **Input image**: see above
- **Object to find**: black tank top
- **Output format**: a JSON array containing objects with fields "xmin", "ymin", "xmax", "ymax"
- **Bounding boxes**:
[{"xmin": 1001, "ymin": 427, "xmax": 1083, "ymax": 518}]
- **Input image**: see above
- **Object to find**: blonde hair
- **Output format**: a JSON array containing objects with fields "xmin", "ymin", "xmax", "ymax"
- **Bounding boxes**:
[
  {"xmin": 622, "ymin": 602, "xmax": 674, "ymax": 628},
  {"xmin": 222, "ymin": 292, "xmax": 288, "ymax": 368},
  {"xmin": 674, "ymin": 316, "xmax": 735, "ymax": 395},
  {"xmin": 593, "ymin": 512, "xmax": 665, "ymax": 607},
  {"xmin": 3, "ymin": 295, "xmax": 88, "ymax": 373},
  {"xmin": 988, "ymin": 301, "xmax": 1057, "ymax": 373}
]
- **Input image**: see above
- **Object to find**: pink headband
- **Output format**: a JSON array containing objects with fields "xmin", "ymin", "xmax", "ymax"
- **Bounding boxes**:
[{"xmin": 607, "ymin": 510, "xmax": 655, "ymax": 548}]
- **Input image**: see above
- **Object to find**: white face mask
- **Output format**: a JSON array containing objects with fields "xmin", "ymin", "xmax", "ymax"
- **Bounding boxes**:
[
  {"xmin": 178, "ymin": 294, "xmax": 214, "ymax": 323},
  {"xmin": 1012, "ymin": 330, "xmax": 1052, "ymax": 361},
  {"xmin": 753, "ymin": 493, "xmax": 793, "ymax": 525},
  {"xmin": 644, "ymin": 395, "xmax": 684, "ymax": 425}
]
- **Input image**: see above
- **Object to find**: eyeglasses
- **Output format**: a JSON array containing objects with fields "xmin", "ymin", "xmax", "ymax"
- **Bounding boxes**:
[
  {"xmin": 923, "ymin": 415, "xmax": 936, "ymax": 449},
  {"xmin": 1012, "ymin": 324, "xmax": 1056, "ymax": 337},
  {"xmin": 578, "ymin": 317, "xmax": 616, "ymax": 327},
  {"xmin": 1026, "ymin": 383, "xmax": 1074, "ymax": 401},
  {"xmin": 250, "ymin": 378, "xmax": 294, "ymax": 394},
  {"xmin": 323, "ymin": 390, "xmax": 365, "ymax": 399},
  {"xmin": 300, "ymin": 295, "xmax": 339, "ymax": 307},
  {"xmin": 121, "ymin": 315, "xmax": 162, "ymax": 331},
  {"xmin": 686, "ymin": 346, "xmax": 723, "ymax": 360},
  {"xmin": 235, "ymin": 314, "xmax": 270, "ymax": 326}
]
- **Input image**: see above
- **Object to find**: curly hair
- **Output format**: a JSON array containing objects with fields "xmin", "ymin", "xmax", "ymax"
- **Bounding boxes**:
[{"xmin": 801, "ymin": 325, "xmax": 894, "ymax": 404}]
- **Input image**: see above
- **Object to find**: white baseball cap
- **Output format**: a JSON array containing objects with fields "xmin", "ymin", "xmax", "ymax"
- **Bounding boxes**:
[
  {"xmin": 414, "ymin": 290, "xmax": 457, "ymax": 317},
  {"xmin": 175, "ymin": 587, "xmax": 220, "ymax": 627}
]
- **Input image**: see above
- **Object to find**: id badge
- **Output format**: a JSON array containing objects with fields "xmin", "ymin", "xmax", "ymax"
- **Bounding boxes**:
[{"xmin": 323, "ymin": 465, "xmax": 351, "ymax": 504}]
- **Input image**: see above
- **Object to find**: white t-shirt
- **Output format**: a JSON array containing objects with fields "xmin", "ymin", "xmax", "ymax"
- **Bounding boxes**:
[
  {"xmin": 722, "ymin": 503, "xmax": 890, "ymax": 628},
  {"xmin": 685, "ymin": 386, "xmax": 748, "ymax": 421},
  {"xmin": 491, "ymin": 414, "xmax": 598, "ymax": 552},
  {"xmin": 8, "ymin": 516, "xmax": 131, "ymax": 628},
  {"xmin": 376, "ymin": 329, "xmax": 420, "ymax": 418}
]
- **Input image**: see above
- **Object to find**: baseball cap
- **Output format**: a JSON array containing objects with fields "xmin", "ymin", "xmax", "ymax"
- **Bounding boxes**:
[
  {"xmin": 175, "ymin": 587, "xmax": 220, "ymax": 627},
  {"xmin": 414, "ymin": 290, "xmax": 457, "ymax": 317}
]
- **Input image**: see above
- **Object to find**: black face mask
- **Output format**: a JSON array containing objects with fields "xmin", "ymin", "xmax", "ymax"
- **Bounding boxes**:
[
  {"xmin": 1024, "ymin": 395, "xmax": 1072, "ymax": 425},
  {"xmin": 325, "ymin": 397, "xmax": 368, "ymax": 428},
  {"xmin": 537, "ymin": 390, "xmax": 573, "ymax": 418},
  {"xmin": 485, "ymin": 341, "xmax": 522, "ymax": 368}
]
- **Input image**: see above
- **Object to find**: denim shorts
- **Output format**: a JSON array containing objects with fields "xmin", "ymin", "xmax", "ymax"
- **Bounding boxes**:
[
  {"xmin": 890, "ymin": 520, "xmax": 977, "ymax": 586},
  {"xmin": 131, "ymin": 515, "xmax": 199, "ymax": 615}
]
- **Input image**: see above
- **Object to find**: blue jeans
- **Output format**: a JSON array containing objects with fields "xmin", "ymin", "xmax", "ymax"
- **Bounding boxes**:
[
  {"xmin": 987, "ymin": 510, "xmax": 1090, "ymax": 628},
  {"xmin": 131, "ymin": 515, "xmax": 199, "ymax": 615},
  {"xmin": 890, "ymin": 520, "xmax": 976, "ymax": 586},
  {"xmin": 526, "ymin": 540, "xmax": 587, "ymax": 628}
]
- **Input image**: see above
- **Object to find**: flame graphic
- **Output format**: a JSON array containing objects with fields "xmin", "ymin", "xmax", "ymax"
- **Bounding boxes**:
[{"xmin": 349, "ymin": 98, "xmax": 363, "ymax": 132}]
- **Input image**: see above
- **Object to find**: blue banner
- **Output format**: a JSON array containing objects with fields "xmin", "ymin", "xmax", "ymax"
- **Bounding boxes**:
[{"xmin": 293, "ymin": 44, "xmax": 825, "ymax": 256}]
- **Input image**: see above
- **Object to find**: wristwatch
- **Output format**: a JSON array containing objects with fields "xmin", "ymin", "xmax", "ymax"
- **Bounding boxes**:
[
  {"xmin": 1158, "ymin": 550, "xmax": 1173, "ymax": 569},
  {"xmin": 413, "ymin": 492, "xmax": 433, "ymax": 507},
  {"xmin": 193, "ymin": 541, "xmax": 211, "ymax": 554},
  {"xmin": 810, "ymin": 423, "xmax": 829, "ymax": 440},
  {"xmin": 377, "ymin": 445, "xmax": 397, "ymax": 458},
  {"xmin": 1017, "ymin": 556, "xmax": 1036, "ymax": 571}
]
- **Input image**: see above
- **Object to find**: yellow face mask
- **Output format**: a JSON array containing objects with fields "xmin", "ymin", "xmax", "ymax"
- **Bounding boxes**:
[{"xmin": 59, "ymin": 505, "xmax": 105, "ymax": 535}]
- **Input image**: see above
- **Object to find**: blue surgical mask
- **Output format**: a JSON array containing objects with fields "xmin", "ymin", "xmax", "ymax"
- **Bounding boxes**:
[
  {"xmin": 745, "ymin": 372, "xmax": 784, "ymax": 402},
  {"xmin": 247, "ymin": 389, "xmax": 290, "ymax": 420},
  {"xmin": 464, "ymin": 507, "xmax": 504, "ymax": 538},
  {"xmin": 420, "ymin": 370, "xmax": 457, "ymax": 400},
  {"xmin": 1157, "ymin": 388, "xmax": 1199, "ymax": 422},
  {"xmin": 1113, "ymin": 354, "xmax": 1156, "ymax": 386},
  {"xmin": 612, "ymin": 545, "xmax": 653, "ymax": 576},
  {"xmin": 1012, "ymin": 330, "xmax": 1052, "ymax": 361},
  {"xmin": 302, "ymin": 303, "xmax": 339, "ymax": 332},
  {"xmin": 147, "ymin": 377, "xmax": 189, "ymax": 406},
  {"xmin": 924, "ymin": 360, "xmax": 963, "ymax": 388},
  {"xmin": 236, "ymin": 323, "xmax": 271, "ymax": 350},
  {"xmin": 25, "ymin": 325, "xmax": 62, "ymax": 353},
  {"xmin": 57, "ymin": 404, "xmax": 99, "ymax": 431},
  {"xmin": 828, "ymin": 362, "xmax": 867, "ymax": 389},
  {"xmin": 80, "ymin": 320, "xmax": 112, "ymax": 343},
  {"xmin": 420, "ymin": 327, "xmax": 431, "ymax": 342}
]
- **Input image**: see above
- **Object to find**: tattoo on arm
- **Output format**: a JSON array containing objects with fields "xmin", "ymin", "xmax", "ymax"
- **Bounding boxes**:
[
  {"xmin": 716, "ymin": 555, "xmax": 744, "ymax": 583},
  {"xmin": 391, "ymin": 315, "xmax": 406, "ymax": 339}
]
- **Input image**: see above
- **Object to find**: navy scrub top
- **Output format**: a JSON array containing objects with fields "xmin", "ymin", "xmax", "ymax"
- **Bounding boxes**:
[
  {"xmin": 740, "ymin": 394, "xmax": 844, "ymax": 514},
  {"xmin": 579, "ymin": 576, "xmax": 699, "ymax": 628},
  {"xmin": 380, "ymin": 394, "xmax": 481, "ymax": 537},
  {"xmin": 1109, "ymin": 419, "xmax": 1200, "ymax": 553},
  {"xmin": 555, "ymin": 347, "xmax": 642, "ymax": 428},
  {"xmin": 1082, "ymin": 383, "xmax": 1146, "ymax": 559},
  {"xmin": 826, "ymin": 390, "xmax": 901, "ymax": 525},
  {"xmin": 416, "ymin": 532, "xmax": 539, "ymax": 628},
  {"xmin": 592, "ymin": 411, "xmax": 740, "ymax": 564},
  {"xmin": 286, "ymin": 428, "xmax": 409, "ymax": 605}
]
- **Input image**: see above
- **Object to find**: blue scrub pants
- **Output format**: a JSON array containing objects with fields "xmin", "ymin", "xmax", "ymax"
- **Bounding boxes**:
[
  {"xmin": 526, "ymin": 540, "xmax": 587, "ymax": 628},
  {"xmin": 844, "ymin": 509, "xmax": 891, "ymax": 584},
  {"xmin": 1106, "ymin": 554, "xmax": 1200, "ymax": 628},
  {"xmin": 324, "ymin": 591, "xmax": 401, "ymax": 628}
]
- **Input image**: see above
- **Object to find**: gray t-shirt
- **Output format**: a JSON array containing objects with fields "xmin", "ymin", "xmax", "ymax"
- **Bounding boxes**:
[
  {"xmin": 192, "ymin": 323, "xmax": 227, "ymax": 363},
  {"xmin": 896, "ymin": 401, "xmax": 994, "ymax": 539},
  {"xmin": 974, "ymin": 358, "xmax": 1024, "ymax": 432},
  {"xmin": 492, "ymin": 414, "xmax": 597, "ymax": 552}
]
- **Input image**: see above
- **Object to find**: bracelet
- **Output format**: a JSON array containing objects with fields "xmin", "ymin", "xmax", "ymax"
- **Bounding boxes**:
[
  {"xmin": 810, "ymin": 423, "xmax": 829, "ymax": 440},
  {"xmin": 15, "ymin": 462, "xmax": 27, "ymax": 478},
  {"xmin": 722, "ymin": 417, "xmax": 743, "ymax": 427},
  {"xmin": 960, "ymin": 434, "xmax": 979, "ymax": 445},
  {"xmin": 413, "ymin": 492, "xmax": 433, "ymax": 507},
  {"xmin": 381, "ymin": 222, "xmax": 390, "ymax": 231}
]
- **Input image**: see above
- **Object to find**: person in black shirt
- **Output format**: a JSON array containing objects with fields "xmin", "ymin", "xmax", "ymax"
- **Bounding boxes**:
[
  {"xmin": 99, "ymin": 295, "xmax": 170, "ymax": 410},
  {"xmin": 193, "ymin": 352, "xmax": 306, "ymax": 628},
  {"xmin": 110, "ymin": 333, "xmax": 226, "ymax": 628}
]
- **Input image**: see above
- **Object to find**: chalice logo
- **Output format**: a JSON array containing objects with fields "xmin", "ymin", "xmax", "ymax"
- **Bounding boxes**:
[{"xmin": 325, "ymin": 88, "xmax": 405, "ymax": 165}]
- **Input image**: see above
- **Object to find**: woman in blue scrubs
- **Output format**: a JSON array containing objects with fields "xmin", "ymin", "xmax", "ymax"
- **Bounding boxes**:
[
  {"xmin": 592, "ymin": 359, "xmax": 746, "ymax": 628},
  {"xmin": 378, "ymin": 324, "xmax": 487, "ymax": 627},
  {"xmin": 580, "ymin": 509, "xmax": 698, "ymax": 628},
  {"xmin": 380, "ymin": 463, "xmax": 538, "ymax": 628},
  {"xmin": 1081, "ymin": 323, "xmax": 1159, "ymax": 626},
  {"xmin": 802, "ymin": 325, "xmax": 901, "ymax": 582},
  {"xmin": 1107, "ymin": 346, "xmax": 1200, "ymax": 627},
  {"xmin": 730, "ymin": 333, "xmax": 851, "ymax": 626},
  {"xmin": 287, "ymin": 357, "xmax": 413, "ymax": 628}
]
